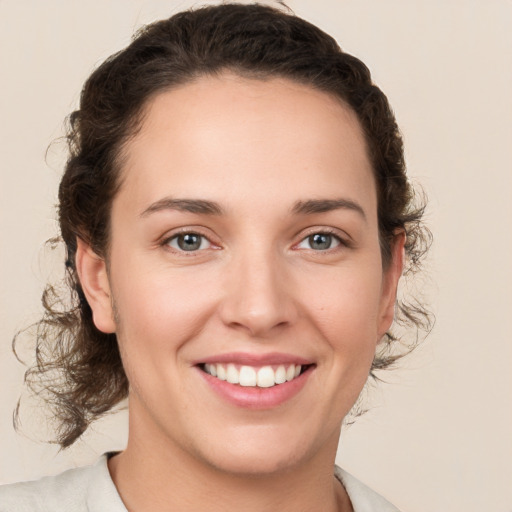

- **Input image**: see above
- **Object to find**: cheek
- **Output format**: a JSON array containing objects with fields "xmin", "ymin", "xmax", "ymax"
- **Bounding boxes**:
[
  {"xmin": 304, "ymin": 265, "xmax": 383, "ymax": 338},
  {"xmin": 120, "ymin": 288, "xmax": 211, "ymax": 342},
  {"xmin": 110, "ymin": 267, "xmax": 218, "ymax": 411},
  {"xmin": 109, "ymin": 256, "xmax": 219, "ymax": 358},
  {"xmin": 302, "ymin": 264, "xmax": 383, "ymax": 383}
]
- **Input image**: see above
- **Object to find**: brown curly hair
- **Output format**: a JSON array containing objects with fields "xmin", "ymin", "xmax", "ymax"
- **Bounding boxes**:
[{"xmin": 14, "ymin": 3, "xmax": 432, "ymax": 448}]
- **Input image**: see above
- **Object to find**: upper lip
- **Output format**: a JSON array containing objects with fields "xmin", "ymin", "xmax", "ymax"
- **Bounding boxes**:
[{"xmin": 193, "ymin": 352, "xmax": 314, "ymax": 366}]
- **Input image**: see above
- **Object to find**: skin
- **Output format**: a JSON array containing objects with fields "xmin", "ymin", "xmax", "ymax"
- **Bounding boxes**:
[{"xmin": 77, "ymin": 74, "xmax": 404, "ymax": 512}]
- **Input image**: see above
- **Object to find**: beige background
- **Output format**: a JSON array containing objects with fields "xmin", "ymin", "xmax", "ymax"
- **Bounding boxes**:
[{"xmin": 1, "ymin": 1, "xmax": 511, "ymax": 510}]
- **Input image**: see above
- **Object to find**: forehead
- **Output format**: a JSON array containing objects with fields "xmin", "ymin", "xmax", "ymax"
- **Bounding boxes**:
[{"xmin": 116, "ymin": 74, "xmax": 376, "ymax": 218}]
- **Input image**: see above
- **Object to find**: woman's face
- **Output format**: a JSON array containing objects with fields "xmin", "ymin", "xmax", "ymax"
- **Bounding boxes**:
[{"xmin": 82, "ymin": 74, "xmax": 403, "ymax": 475}]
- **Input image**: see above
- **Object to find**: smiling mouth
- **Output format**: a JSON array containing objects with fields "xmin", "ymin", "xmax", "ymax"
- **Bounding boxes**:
[{"xmin": 200, "ymin": 363, "xmax": 311, "ymax": 388}]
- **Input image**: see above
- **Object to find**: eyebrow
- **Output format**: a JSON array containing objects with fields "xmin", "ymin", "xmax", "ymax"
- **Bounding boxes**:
[
  {"xmin": 291, "ymin": 198, "xmax": 367, "ymax": 221},
  {"xmin": 140, "ymin": 196, "xmax": 366, "ymax": 220},
  {"xmin": 140, "ymin": 198, "xmax": 224, "ymax": 217}
]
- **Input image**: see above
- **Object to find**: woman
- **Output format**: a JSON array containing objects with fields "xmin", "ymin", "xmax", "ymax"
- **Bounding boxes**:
[{"xmin": 1, "ymin": 3, "xmax": 429, "ymax": 511}]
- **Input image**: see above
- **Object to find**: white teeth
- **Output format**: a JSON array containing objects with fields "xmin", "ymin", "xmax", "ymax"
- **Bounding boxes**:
[
  {"xmin": 275, "ymin": 365, "xmax": 287, "ymax": 384},
  {"xmin": 239, "ymin": 366, "xmax": 257, "ymax": 387},
  {"xmin": 257, "ymin": 366, "xmax": 275, "ymax": 388},
  {"xmin": 205, "ymin": 363, "xmax": 217, "ymax": 377},
  {"xmin": 217, "ymin": 364, "xmax": 227, "ymax": 381},
  {"xmin": 226, "ymin": 363, "xmax": 239, "ymax": 384},
  {"xmin": 204, "ymin": 363, "xmax": 304, "ymax": 387}
]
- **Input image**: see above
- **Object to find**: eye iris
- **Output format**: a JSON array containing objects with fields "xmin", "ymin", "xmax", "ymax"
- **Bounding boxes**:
[
  {"xmin": 177, "ymin": 233, "xmax": 202, "ymax": 251},
  {"xmin": 309, "ymin": 233, "xmax": 332, "ymax": 250}
]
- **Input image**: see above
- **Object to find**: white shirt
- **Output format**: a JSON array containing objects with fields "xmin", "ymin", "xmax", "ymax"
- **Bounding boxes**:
[{"xmin": 0, "ymin": 455, "xmax": 401, "ymax": 512}]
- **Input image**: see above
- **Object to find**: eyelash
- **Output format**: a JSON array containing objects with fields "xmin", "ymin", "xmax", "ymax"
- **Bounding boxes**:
[{"xmin": 162, "ymin": 228, "xmax": 349, "ymax": 255}]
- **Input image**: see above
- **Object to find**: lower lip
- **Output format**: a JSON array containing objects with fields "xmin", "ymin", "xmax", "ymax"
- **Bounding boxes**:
[{"xmin": 197, "ymin": 366, "xmax": 314, "ymax": 409}]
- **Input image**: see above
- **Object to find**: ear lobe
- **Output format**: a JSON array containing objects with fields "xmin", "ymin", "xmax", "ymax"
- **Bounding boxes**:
[
  {"xmin": 378, "ymin": 231, "xmax": 406, "ymax": 338},
  {"xmin": 75, "ymin": 238, "xmax": 116, "ymax": 334}
]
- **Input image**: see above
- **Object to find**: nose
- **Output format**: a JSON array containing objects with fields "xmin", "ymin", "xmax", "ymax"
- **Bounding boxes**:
[{"xmin": 218, "ymin": 247, "xmax": 299, "ymax": 338}]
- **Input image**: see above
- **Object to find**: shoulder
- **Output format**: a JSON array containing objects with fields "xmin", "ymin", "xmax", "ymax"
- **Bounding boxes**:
[
  {"xmin": 335, "ymin": 466, "xmax": 402, "ymax": 512},
  {"xmin": 0, "ymin": 464, "xmax": 93, "ymax": 512},
  {"xmin": 0, "ymin": 455, "xmax": 126, "ymax": 512}
]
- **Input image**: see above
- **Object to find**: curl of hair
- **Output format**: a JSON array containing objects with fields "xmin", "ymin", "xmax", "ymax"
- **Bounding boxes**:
[{"xmin": 14, "ymin": 3, "xmax": 432, "ymax": 448}]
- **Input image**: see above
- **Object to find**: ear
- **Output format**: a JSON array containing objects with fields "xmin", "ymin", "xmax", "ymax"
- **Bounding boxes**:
[
  {"xmin": 75, "ymin": 238, "xmax": 116, "ymax": 334},
  {"xmin": 377, "ymin": 230, "xmax": 406, "ymax": 338}
]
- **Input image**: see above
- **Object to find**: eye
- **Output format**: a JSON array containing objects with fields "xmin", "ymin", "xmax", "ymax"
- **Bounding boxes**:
[
  {"xmin": 296, "ymin": 232, "xmax": 342, "ymax": 251},
  {"xmin": 166, "ymin": 232, "xmax": 212, "ymax": 252}
]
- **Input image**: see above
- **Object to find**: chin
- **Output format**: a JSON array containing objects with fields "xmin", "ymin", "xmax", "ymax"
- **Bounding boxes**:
[
  {"xmin": 195, "ymin": 426, "xmax": 320, "ymax": 477},
  {"xmin": 206, "ymin": 449, "xmax": 304, "ymax": 477}
]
